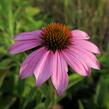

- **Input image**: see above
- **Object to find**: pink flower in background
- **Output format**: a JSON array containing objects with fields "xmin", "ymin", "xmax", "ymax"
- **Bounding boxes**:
[{"xmin": 9, "ymin": 23, "xmax": 100, "ymax": 95}]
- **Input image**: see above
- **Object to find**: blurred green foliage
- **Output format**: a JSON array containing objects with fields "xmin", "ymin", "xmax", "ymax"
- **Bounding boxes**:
[{"xmin": 0, "ymin": 0, "xmax": 109, "ymax": 109}]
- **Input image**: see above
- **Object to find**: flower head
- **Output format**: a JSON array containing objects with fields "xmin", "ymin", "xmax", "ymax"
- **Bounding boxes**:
[
  {"xmin": 41, "ymin": 23, "xmax": 71, "ymax": 51},
  {"xmin": 9, "ymin": 23, "xmax": 100, "ymax": 95}
]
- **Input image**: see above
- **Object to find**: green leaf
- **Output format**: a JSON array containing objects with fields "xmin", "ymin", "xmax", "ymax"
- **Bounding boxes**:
[
  {"xmin": 68, "ymin": 74, "xmax": 83, "ymax": 89},
  {"xmin": 95, "ymin": 77, "xmax": 109, "ymax": 108},
  {"xmin": 78, "ymin": 100, "xmax": 84, "ymax": 109}
]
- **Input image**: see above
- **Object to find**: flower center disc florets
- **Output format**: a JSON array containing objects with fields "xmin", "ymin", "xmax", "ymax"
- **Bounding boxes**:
[{"xmin": 41, "ymin": 23, "xmax": 71, "ymax": 51}]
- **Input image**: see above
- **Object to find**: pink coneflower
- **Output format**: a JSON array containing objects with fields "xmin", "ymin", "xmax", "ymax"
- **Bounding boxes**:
[{"xmin": 9, "ymin": 23, "xmax": 100, "ymax": 95}]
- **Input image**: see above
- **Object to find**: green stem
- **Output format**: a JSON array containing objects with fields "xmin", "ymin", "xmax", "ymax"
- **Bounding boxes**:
[{"xmin": 47, "ymin": 80, "xmax": 58, "ymax": 109}]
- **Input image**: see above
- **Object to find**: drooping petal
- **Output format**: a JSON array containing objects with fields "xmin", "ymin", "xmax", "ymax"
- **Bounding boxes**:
[
  {"xmin": 14, "ymin": 30, "xmax": 42, "ymax": 41},
  {"xmin": 51, "ymin": 51, "xmax": 68, "ymax": 96},
  {"xmin": 20, "ymin": 47, "xmax": 46, "ymax": 79},
  {"xmin": 9, "ymin": 40, "xmax": 40, "ymax": 54},
  {"xmin": 71, "ymin": 30, "xmax": 89, "ymax": 40},
  {"xmin": 69, "ymin": 46, "xmax": 100, "ymax": 70},
  {"xmin": 65, "ymin": 48, "xmax": 91, "ymax": 75},
  {"xmin": 62, "ymin": 49, "xmax": 89, "ymax": 76},
  {"xmin": 34, "ymin": 50, "xmax": 53, "ymax": 87},
  {"xmin": 72, "ymin": 40, "xmax": 100, "ymax": 54}
]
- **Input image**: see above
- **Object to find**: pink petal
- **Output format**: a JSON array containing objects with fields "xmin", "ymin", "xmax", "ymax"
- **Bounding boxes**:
[
  {"xmin": 65, "ymin": 48, "xmax": 91, "ymax": 75},
  {"xmin": 69, "ymin": 46, "xmax": 100, "ymax": 70},
  {"xmin": 9, "ymin": 40, "xmax": 40, "ymax": 54},
  {"xmin": 15, "ymin": 30, "xmax": 42, "ymax": 41},
  {"xmin": 34, "ymin": 50, "xmax": 53, "ymax": 87},
  {"xmin": 72, "ymin": 40, "xmax": 100, "ymax": 54},
  {"xmin": 62, "ymin": 50, "xmax": 90, "ymax": 76},
  {"xmin": 20, "ymin": 47, "xmax": 46, "ymax": 79},
  {"xmin": 71, "ymin": 30, "xmax": 89, "ymax": 40},
  {"xmin": 51, "ymin": 51, "xmax": 68, "ymax": 96}
]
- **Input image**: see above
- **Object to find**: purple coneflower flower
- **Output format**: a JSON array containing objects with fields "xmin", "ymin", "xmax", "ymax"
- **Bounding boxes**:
[{"xmin": 9, "ymin": 23, "xmax": 100, "ymax": 95}]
